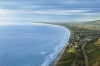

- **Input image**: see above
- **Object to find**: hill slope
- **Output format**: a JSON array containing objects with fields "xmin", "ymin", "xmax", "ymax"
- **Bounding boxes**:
[{"xmin": 83, "ymin": 20, "xmax": 100, "ymax": 25}]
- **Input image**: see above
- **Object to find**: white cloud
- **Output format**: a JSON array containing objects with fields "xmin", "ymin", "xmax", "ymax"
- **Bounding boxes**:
[
  {"xmin": 0, "ymin": 8, "xmax": 99, "ymax": 23},
  {"xmin": 77, "ymin": 15, "xmax": 100, "ymax": 21},
  {"xmin": 0, "ymin": 8, "xmax": 89, "ymax": 16},
  {"xmin": 0, "ymin": 9, "xmax": 17, "ymax": 21},
  {"xmin": 0, "ymin": 22, "xmax": 21, "ymax": 26},
  {"xmin": 0, "ymin": 9, "xmax": 17, "ymax": 14},
  {"xmin": 82, "ymin": 13, "xmax": 100, "ymax": 16},
  {"xmin": 26, "ymin": 9, "xmax": 89, "ymax": 15},
  {"xmin": 0, "ymin": 21, "xmax": 31, "ymax": 26}
]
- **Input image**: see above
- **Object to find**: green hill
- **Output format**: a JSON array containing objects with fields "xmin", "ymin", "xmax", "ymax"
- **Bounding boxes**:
[
  {"xmin": 83, "ymin": 20, "xmax": 100, "ymax": 25},
  {"xmin": 73, "ymin": 20, "xmax": 100, "ymax": 30}
]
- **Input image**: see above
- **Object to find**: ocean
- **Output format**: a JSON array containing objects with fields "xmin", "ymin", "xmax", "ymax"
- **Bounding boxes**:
[{"xmin": 0, "ymin": 23, "xmax": 70, "ymax": 66}]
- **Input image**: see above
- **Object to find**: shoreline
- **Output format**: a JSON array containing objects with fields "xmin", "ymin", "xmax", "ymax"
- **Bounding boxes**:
[
  {"xmin": 53, "ymin": 22, "xmax": 100, "ymax": 66},
  {"xmin": 49, "ymin": 42, "xmax": 69, "ymax": 66},
  {"xmin": 49, "ymin": 28, "xmax": 72, "ymax": 66},
  {"xmin": 40, "ymin": 23, "xmax": 70, "ymax": 66}
]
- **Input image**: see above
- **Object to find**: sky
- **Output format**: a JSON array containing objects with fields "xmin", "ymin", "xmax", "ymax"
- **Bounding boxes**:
[{"xmin": 0, "ymin": 0, "xmax": 100, "ymax": 24}]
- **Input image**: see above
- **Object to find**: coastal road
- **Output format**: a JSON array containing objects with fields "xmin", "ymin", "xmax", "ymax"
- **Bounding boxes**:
[{"xmin": 82, "ymin": 43, "xmax": 89, "ymax": 66}]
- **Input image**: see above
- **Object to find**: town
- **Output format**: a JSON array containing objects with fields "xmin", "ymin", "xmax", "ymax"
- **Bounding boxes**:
[{"xmin": 55, "ymin": 23, "xmax": 100, "ymax": 66}]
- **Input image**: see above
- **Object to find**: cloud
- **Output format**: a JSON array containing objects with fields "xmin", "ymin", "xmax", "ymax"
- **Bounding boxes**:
[
  {"xmin": 0, "ymin": 9, "xmax": 18, "ymax": 21},
  {"xmin": 33, "ymin": 10, "xmax": 88, "ymax": 15},
  {"xmin": 0, "ymin": 7, "xmax": 100, "ymax": 23},
  {"xmin": 0, "ymin": 21, "xmax": 31, "ymax": 26},
  {"xmin": 0, "ymin": 0, "xmax": 100, "ymax": 22},
  {"xmin": 0, "ymin": 9, "xmax": 17, "ymax": 14},
  {"xmin": 0, "ymin": 22, "xmax": 19, "ymax": 26},
  {"xmin": 77, "ymin": 15, "xmax": 100, "ymax": 21},
  {"xmin": 0, "ymin": 8, "xmax": 89, "ymax": 15}
]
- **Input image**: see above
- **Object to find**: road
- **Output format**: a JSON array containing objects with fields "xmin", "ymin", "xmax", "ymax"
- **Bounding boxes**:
[{"xmin": 82, "ymin": 43, "xmax": 89, "ymax": 66}]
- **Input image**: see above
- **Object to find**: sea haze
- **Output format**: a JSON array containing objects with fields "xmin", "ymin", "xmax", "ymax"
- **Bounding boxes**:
[{"xmin": 0, "ymin": 23, "xmax": 70, "ymax": 66}]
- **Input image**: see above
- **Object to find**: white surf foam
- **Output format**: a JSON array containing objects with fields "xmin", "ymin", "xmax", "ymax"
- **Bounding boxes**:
[{"xmin": 41, "ymin": 24, "xmax": 70, "ymax": 66}]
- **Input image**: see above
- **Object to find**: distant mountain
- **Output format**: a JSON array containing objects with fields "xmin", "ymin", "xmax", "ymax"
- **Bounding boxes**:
[{"xmin": 83, "ymin": 20, "xmax": 100, "ymax": 25}]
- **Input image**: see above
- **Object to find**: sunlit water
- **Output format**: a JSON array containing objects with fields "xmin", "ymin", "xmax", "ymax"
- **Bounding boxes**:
[{"xmin": 0, "ymin": 23, "xmax": 70, "ymax": 66}]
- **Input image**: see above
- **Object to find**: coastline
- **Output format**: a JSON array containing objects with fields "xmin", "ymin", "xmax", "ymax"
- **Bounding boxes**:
[
  {"xmin": 49, "ymin": 42, "xmax": 69, "ymax": 66},
  {"xmin": 49, "ymin": 27, "xmax": 71, "ymax": 66},
  {"xmin": 40, "ymin": 23, "xmax": 70, "ymax": 66},
  {"xmin": 39, "ymin": 22, "xmax": 100, "ymax": 66},
  {"xmin": 52, "ymin": 22, "xmax": 100, "ymax": 66}
]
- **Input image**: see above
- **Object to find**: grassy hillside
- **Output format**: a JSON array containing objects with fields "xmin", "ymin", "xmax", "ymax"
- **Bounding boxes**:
[
  {"xmin": 53, "ymin": 20, "xmax": 100, "ymax": 66},
  {"xmin": 83, "ymin": 20, "xmax": 100, "ymax": 25},
  {"xmin": 73, "ymin": 20, "xmax": 100, "ymax": 30}
]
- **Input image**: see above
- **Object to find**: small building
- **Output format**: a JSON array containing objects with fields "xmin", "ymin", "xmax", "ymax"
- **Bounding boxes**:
[
  {"xmin": 75, "ymin": 44, "xmax": 79, "ymax": 48},
  {"xmin": 69, "ymin": 44, "xmax": 73, "ymax": 48}
]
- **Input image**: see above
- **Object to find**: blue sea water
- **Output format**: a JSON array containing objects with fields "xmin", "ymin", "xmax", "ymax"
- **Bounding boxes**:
[{"xmin": 0, "ymin": 23, "xmax": 70, "ymax": 66}]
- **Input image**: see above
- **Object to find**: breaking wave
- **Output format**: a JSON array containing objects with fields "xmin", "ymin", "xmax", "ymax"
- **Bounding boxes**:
[{"xmin": 41, "ymin": 25, "xmax": 70, "ymax": 66}]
